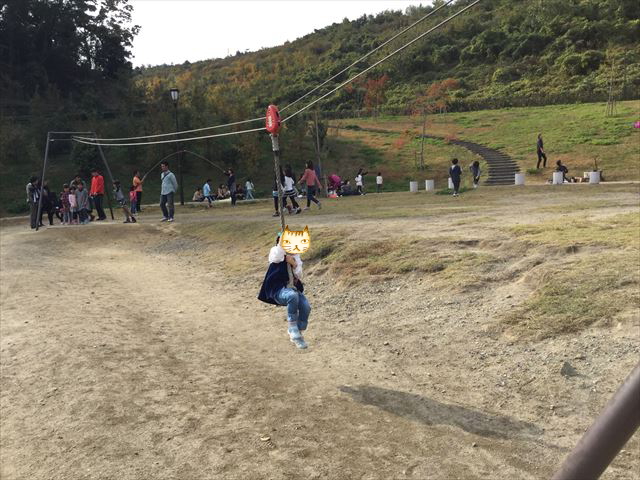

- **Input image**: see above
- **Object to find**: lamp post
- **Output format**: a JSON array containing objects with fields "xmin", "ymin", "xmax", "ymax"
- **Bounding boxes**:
[{"xmin": 170, "ymin": 87, "xmax": 184, "ymax": 205}]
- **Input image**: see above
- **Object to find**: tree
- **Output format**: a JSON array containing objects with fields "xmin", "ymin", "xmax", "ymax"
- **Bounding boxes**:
[
  {"xmin": 363, "ymin": 74, "xmax": 389, "ymax": 115},
  {"xmin": 0, "ymin": 0, "xmax": 140, "ymax": 99}
]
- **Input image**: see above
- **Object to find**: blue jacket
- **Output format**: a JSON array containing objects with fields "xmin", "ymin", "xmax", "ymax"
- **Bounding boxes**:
[{"xmin": 257, "ymin": 261, "xmax": 303, "ymax": 306}]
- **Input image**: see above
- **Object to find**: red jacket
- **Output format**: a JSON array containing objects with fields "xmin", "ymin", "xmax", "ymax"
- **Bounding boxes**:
[{"xmin": 90, "ymin": 175, "xmax": 104, "ymax": 195}]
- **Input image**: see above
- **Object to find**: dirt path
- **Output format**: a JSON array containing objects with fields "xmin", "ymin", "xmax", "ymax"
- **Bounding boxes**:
[{"xmin": 1, "ymin": 188, "xmax": 639, "ymax": 479}]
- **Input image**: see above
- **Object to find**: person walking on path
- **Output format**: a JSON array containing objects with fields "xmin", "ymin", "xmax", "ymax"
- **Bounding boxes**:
[
  {"xmin": 160, "ymin": 161, "xmax": 178, "ymax": 222},
  {"xmin": 203, "ymin": 179, "xmax": 214, "ymax": 207},
  {"xmin": 449, "ymin": 158, "xmax": 462, "ymax": 197},
  {"xmin": 27, "ymin": 177, "xmax": 40, "ymax": 229},
  {"xmin": 282, "ymin": 166, "xmax": 301, "ymax": 214},
  {"xmin": 469, "ymin": 161, "xmax": 481, "ymax": 189},
  {"xmin": 132, "ymin": 170, "xmax": 143, "ymax": 213},
  {"xmin": 245, "ymin": 178, "xmax": 255, "ymax": 200},
  {"xmin": 376, "ymin": 172, "xmax": 383, "ymax": 193},
  {"xmin": 90, "ymin": 169, "xmax": 107, "ymax": 220},
  {"xmin": 536, "ymin": 133, "xmax": 547, "ymax": 169},
  {"xmin": 225, "ymin": 169, "xmax": 237, "ymax": 206},
  {"xmin": 299, "ymin": 161, "xmax": 323, "ymax": 211}
]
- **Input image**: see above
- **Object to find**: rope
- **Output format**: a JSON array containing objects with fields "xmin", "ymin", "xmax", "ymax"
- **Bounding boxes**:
[
  {"xmin": 72, "ymin": 126, "xmax": 265, "ymax": 147},
  {"xmin": 279, "ymin": 0, "xmax": 455, "ymax": 113},
  {"xmin": 75, "ymin": 116, "xmax": 265, "ymax": 142},
  {"xmin": 281, "ymin": 0, "xmax": 482, "ymax": 123}
]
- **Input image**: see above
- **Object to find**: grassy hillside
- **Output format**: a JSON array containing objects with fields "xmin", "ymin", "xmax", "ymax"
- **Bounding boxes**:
[{"xmin": 333, "ymin": 100, "xmax": 640, "ymax": 184}]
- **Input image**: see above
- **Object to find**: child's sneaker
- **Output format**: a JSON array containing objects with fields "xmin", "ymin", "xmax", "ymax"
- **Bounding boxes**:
[
  {"xmin": 131, "ymin": 217, "xmax": 137, "ymax": 223},
  {"xmin": 288, "ymin": 326, "xmax": 308, "ymax": 349},
  {"xmin": 160, "ymin": 217, "xmax": 168, "ymax": 222}
]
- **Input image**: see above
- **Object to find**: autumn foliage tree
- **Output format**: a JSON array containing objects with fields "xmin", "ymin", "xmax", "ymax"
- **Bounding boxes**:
[{"xmin": 363, "ymin": 74, "xmax": 389, "ymax": 116}]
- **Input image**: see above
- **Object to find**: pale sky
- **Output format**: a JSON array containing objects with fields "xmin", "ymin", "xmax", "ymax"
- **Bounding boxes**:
[{"xmin": 130, "ymin": 1, "xmax": 429, "ymax": 67}]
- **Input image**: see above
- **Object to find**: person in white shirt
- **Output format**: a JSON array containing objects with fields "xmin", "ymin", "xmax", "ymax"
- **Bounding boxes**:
[
  {"xmin": 376, "ymin": 172, "xmax": 383, "ymax": 193},
  {"xmin": 355, "ymin": 168, "xmax": 368, "ymax": 195},
  {"xmin": 245, "ymin": 178, "xmax": 255, "ymax": 200}
]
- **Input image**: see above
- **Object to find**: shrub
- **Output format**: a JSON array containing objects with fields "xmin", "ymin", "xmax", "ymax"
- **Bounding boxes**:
[{"xmin": 7, "ymin": 200, "xmax": 30, "ymax": 214}]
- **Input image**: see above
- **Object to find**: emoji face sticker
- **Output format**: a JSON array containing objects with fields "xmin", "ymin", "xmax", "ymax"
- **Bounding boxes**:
[{"xmin": 280, "ymin": 225, "xmax": 310, "ymax": 254}]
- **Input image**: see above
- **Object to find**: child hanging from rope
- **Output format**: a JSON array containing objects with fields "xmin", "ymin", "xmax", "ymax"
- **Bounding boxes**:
[{"xmin": 258, "ymin": 226, "xmax": 311, "ymax": 349}]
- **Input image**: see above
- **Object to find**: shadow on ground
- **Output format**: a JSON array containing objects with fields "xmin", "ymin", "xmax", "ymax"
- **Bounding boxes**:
[{"xmin": 340, "ymin": 385, "xmax": 543, "ymax": 439}]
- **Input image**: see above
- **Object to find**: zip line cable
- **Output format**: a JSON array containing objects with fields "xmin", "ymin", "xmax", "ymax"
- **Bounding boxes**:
[
  {"xmin": 72, "ymin": 126, "xmax": 265, "ymax": 147},
  {"xmin": 75, "ymin": 116, "xmax": 266, "ymax": 142},
  {"xmin": 73, "ymin": 0, "xmax": 482, "ymax": 148},
  {"xmin": 278, "ymin": 0, "xmax": 455, "ymax": 114},
  {"xmin": 281, "ymin": 0, "xmax": 482, "ymax": 124}
]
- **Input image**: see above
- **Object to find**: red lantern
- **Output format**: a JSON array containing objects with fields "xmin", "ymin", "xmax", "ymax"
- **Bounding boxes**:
[{"xmin": 265, "ymin": 104, "xmax": 281, "ymax": 134}]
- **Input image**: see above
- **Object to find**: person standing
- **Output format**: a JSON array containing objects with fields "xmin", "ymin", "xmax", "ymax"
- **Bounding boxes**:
[
  {"xmin": 27, "ymin": 177, "xmax": 40, "ymax": 229},
  {"xmin": 90, "ymin": 169, "xmax": 107, "ymax": 220},
  {"xmin": 355, "ymin": 168, "xmax": 368, "ymax": 195},
  {"xmin": 376, "ymin": 172, "xmax": 383, "ymax": 193},
  {"xmin": 225, "ymin": 168, "xmax": 237, "ymax": 206},
  {"xmin": 132, "ymin": 170, "xmax": 143, "ymax": 213},
  {"xmin": 160, "ymin": 161, "xmax": 178, "ymax": 222},
  {"xmin": 75, "ymin": 182, "xmax": 90, "ymax": 224},
  {"xmin": 60, "ymin": 184, "xmax": 71, "ymax": 225},
  {"xmin": 71, "ymin": 174, "xmax": 94, "ymax": 221},
  {"xmin": 536, "ymin": 133, "xmax": 547, "ymax": 169},
  {"xmin": 245, "ymin": 178, "xmax": 255, "ymax": 200},
  {"xmin": 469, "ymin": 161, "xmax": 481, "ymax": 189},
  {"xmin": 298, "ymin": 161, "xmax": 323, "ymax": 210},
  {"xmin": 449, "ymin": 158, "xmax": 462, "ymax": 197}
]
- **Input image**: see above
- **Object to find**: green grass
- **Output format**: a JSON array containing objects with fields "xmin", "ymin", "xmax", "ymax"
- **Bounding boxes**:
[
  {"xmin": 506, "ymin": 212, "xmax": 640, "ymax": 249},
  {"xmin": 336, "ymin": 100, "xmax": 640, "ymax": 183},
  {"xmin": 502, "ymin": 254, "xmax": 640, "ymax": 339}
]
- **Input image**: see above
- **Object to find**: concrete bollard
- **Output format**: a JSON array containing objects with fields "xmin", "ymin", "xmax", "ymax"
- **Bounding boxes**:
[
  {"xmin": 409, "ymin": 181, "xmax": 418, "ymax": 193},
  {"xmin": 448, "ymin": 178, "xmax": 454, "ymax": 189},
  {"xmin": 589, "ymin": 171, "xmax": 600, "ymax": 184},
  {"xmin": 425, "ymin": 179, "xmax": 435, "ymax": 192},
  {"xmin": 515, "ymin": 173, "xmax": 525, "ymax": 185},
  {"xmin": 552, "ymin": 171, "xmax": 564, "ymax": 185}
]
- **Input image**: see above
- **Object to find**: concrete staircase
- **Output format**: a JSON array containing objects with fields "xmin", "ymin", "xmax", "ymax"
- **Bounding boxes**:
[{"xmin": 447, "ymin": 139, "xmax": 520, "ymax": 186}]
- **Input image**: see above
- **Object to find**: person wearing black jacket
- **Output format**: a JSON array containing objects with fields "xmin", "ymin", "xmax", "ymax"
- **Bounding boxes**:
[
  {"xmin": 449, "ymin": 158, "xmax": 462, "ymax": 196},
  {"xmin": 225, "ymin": 168, "xmax": 237, "ymax": 206},
  {"xmin": 27, "ymin": 176, "xmax": 40, "ymax": 229}
]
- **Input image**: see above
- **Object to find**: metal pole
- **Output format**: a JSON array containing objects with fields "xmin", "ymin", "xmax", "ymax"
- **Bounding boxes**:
[
  {"xmin": 174, "ymin": 102, "xmax": 184, "ymax": 206},
  {"xmin": 93, "ymin": 134, "xmax": 115, "ymax": 220},
  {"xmin": 35, "ymin": 133, "xmax": 51, "ymax": 232},
  {"xmin": 552, "ymin": 362, "xmax": 640, "ymax": 480},
  {"xmin": 270, "ymin": 134, "xmax": 294, "ymax": 288}
]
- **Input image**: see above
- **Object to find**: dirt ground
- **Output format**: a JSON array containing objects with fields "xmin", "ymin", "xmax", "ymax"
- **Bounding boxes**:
[{"xmin": 1, "ymin": 185, "xmax": 639, "ymax": 479}]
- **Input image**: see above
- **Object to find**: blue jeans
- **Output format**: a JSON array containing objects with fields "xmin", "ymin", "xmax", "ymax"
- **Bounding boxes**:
[
  {"xmin": 274, "ymin": 287, "xmax": 311, "ymax": 331},
  {"xmin": 246, "ymin": 189, "xmax": 254, "ymax": 200}
]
